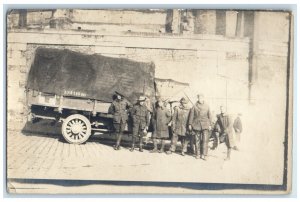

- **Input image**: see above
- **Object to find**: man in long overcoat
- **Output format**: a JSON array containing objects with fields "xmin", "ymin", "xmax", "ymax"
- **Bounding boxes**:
[
  {"xmin": 215, "ymin": 105, "xmax": 235, "ymax": 160},
  {"xmin": 151, "ymin": 100, "xmax": 171, "ymax": 153},
  {"xmin": 233, "ymin": 113, "xmax": 243, "ymax": 144},
  {"xmin": 108, "ymin": 92, "xmax": 132, "ymax": 150},
  {"xmin": 130, "ymin": 96, "xmax": 150, "ymax": 152},
  {"xmin": 188, "ymin": 94, "xmax": 212, "ymax": 160},
  {"xmin": 167, "ymin": 97, "xmax": 191, "ymax": 156}
]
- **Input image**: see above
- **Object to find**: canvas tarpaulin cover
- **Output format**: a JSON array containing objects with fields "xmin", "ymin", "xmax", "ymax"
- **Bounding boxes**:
[
  {"xmin": 26, "ymin": 47, "xmax": 155, "ymax": 103},
  {"xmin": 154, "ymin": 78, "xmax": 189, "ymax": 102}
]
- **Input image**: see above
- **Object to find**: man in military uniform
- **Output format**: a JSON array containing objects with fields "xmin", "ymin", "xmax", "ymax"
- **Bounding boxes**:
[
  {"xmin": 215, "ymin": 105, "xmax": 235, "ymax": 160},
  {"xmin": 108, "ymin": 92, "xmax": 132, "ymax": 150},
  {"xmin": 130, "ymin": 96, "xmax": 150, "ymax": 152},
  {"xmin": 166, "ymin": 97, "xmax": 191, "ymax": 156},
  {"xmin": 188, "ymin": 94, "xmax": 212, "ymax": 160}
]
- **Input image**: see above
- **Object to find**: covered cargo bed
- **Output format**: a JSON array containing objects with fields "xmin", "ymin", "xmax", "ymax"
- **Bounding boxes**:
[{"xmin": 26, "ymin": 47, "xmax": 156, "ymax": 104}]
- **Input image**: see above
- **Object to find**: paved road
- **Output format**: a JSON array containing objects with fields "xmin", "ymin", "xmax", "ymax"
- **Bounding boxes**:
[{"xmin": 6, "ymin": 121, "xmax": 283, "ymax": 193}]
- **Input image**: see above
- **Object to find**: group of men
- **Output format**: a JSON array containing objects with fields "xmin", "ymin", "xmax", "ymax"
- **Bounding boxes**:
[{"xmin": 108, "ymin": 92, "xmax": 243, "ymax": 161}]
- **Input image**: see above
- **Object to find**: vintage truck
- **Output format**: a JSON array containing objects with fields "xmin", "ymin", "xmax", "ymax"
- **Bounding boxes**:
[{"xmin": 25, "ymin": 47, "xmax": 189, "ymax": 144}]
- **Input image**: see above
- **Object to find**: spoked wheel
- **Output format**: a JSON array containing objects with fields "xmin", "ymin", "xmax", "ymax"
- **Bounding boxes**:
[{"xmin": 62, "ymin": 114, "xmax": 91, "ymax": 144}]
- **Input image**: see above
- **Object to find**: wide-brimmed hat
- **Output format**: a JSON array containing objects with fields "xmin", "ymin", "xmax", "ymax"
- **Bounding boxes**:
[
  {"xmin": 180, "ymin": 97, "xmax": 188, "ymax": 104},
  {"xmin": 137, "ymin": 96, "xmax": 146, "ymax": 101}
]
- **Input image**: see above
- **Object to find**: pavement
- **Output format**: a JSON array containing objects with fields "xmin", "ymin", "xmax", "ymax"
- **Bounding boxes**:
[{"xmin": 6, "ymin": 121, "xmax": 284, "ymax": 194}]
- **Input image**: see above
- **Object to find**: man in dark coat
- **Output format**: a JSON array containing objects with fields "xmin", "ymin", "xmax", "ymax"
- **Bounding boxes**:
[
  {"xmin": 108, "ymin": 92, "xmax": 132, "ymax": 150},
  {"xmin": 151, "ymin": 100, "xmax": 171, "ymax": 153},
  {"xmin": 215, "ymin": 105, "xmax": 235, "ymax": 160},
  {"xmin": 130, "ymin": 96, "xmax": 150, "ymax": 152},
  {"xmin": 188, "ymin": 94, "xmax": 212, "ymax": 160},
  {"xmin": 166, "ymin": 97, "xmax": 191, "ymax": 156},
  {"xmin": 233, "ymin": 113, "xmax": 243, "ymax": 143},
  {"xmin": 210, "ymin": 111, "xmax": 220, "ymax": 150}
]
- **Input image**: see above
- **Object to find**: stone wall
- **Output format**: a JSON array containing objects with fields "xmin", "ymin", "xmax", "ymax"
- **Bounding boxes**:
[
  {"xmin": 7, "ymin": 29, "xmax": 250, "ymax": 129},
  {"xmin": 8, "ymin": 9, "xmax": 168, "ymax": 33}
]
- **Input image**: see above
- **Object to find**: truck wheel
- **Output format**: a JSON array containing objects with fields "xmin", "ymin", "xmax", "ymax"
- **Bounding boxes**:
[{"xmin": 62, "ymin": 114, "xmax": 91, "ymax": 144}]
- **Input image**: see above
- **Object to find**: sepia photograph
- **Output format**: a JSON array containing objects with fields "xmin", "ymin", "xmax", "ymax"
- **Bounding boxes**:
[{"xmin": 5, "ymin": 8, "xmax": 293, "ymax": 194}]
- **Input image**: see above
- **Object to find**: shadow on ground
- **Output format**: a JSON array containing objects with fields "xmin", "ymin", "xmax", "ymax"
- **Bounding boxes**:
[
  {"xmin": 20, "ymin": 120, "xmax": 201, "ymax": 155},
  {"xmin": 20, "ymin": 120, "xmax": 158, "ymax": 150}
]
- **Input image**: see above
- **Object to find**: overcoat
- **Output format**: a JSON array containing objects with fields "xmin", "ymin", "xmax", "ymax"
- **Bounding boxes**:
[
  {"xmin": 172, "ymin": 105, "xmax": 190, "ymax": 136},
  {"xmin": 233, "ymin": 117, "xmax": 243, "ymax": 133},
  {"xmin": 216, "ymin": 113, "xmax": 234, "ymax": 147},
  {"xmin": 152, "ymin": 107, "xmax": 171, "ymax": 139}
]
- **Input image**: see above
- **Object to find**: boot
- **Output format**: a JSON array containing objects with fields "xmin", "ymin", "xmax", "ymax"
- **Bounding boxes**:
[
  {"xmin": 150, "ymin": 139, "xmax": 158, "ymax": 153},
  {"xmin": 116, "ymin": 133, "xmax": 123, "ymax": 147},
  {"xmin": 232, "ymin": 146, "xmax": 239, "ymax": 151},
  {"xmin": 139, "ymin": 137, "xmax": 143, "ymax": 152},
  {"xmin": 159, "ymin": 140, "xmax": 165, "ymax": 153},
  {"xmin": 181, "ymin": 138, "xmax": 188, "ymax": 156},
  {"xmin": 130, "ymin": 137, "xmax": 135, "ymax": 152},
  {"xmin": 166, "ymin": 150, "xmax": 172, "ymax": 155},
  {"xmin": 114, "ymin": 133, "xmax": 119, "ymax": 150},
  {"xmin": 114, "ymin": 142, "xmax": 121, "ymax": 151},
  {"xmin": 211, "ymin": 132, "xmax": 219, "ymax": 150},
  {"xmin": 130, "ymin": 144, "xmax": 135, "ymax": 152},
  {"xmin": 150, "ymin": 148, "xmax": 158, "ymax": 153},
  {"xmin": 225, "ymin": 148, "xmax": 231, "ymax": 161},
  {"xmin": 113, "ymin": 145, "xmax": 120, "ymax": 150}
]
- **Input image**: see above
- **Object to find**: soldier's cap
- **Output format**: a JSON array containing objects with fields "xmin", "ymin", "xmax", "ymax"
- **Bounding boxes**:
[
  {"xmin": 115, "ymin": 91, "xmax": 124, "ymax": 97},
  {"xmin": 180, "ymin": 97, "xmax": 188, "ymax": 104},
  {"xmin": 137, "ymin": 96, "xmax": 146, "ymax": 101}
]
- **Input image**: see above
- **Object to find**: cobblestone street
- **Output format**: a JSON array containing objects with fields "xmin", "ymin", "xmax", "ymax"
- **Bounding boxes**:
[{"xmin": 6, "ymin": 121, "xmax": 283, "ymax": 193}]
